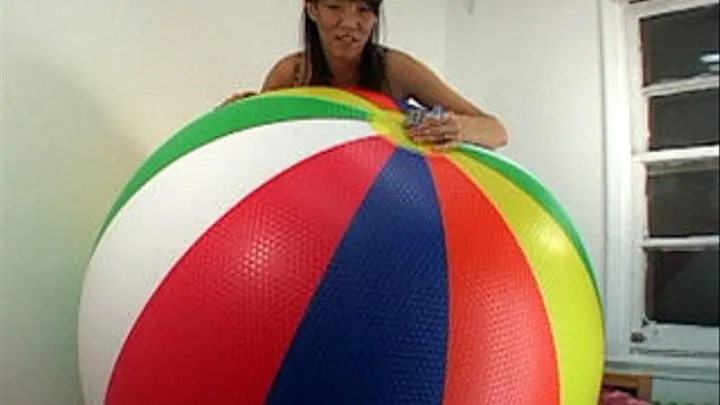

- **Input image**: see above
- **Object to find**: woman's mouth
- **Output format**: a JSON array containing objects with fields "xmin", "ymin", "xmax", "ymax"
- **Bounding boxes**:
[{"xmin": 335, "ymin": 34, "xmax": 359, "ymax": 45}]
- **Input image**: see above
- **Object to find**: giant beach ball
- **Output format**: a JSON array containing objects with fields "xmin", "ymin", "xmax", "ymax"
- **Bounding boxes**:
[{"xmin": 78, "ymin": 87, "xmax": 604, "ymax": 405}]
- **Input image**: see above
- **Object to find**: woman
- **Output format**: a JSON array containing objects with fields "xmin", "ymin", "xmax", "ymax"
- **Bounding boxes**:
[{"xmin": 223, "ymin": 0, "xmax": 508, "ymax": 150}]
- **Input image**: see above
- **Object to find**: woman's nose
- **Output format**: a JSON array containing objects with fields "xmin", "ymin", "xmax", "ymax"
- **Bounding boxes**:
[{"xmin": 338, "ymin": 6, "xmax": 363, "ymax": 28}]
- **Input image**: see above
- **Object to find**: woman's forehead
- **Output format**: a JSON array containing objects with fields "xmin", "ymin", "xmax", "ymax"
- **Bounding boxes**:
[{"xmin": 319, "ymin": 0, "xmax": 375, "ymax": 5}]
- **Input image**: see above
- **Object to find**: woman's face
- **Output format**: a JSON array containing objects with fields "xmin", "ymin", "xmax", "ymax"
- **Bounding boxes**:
[{"xmin": 307, "ymin": 0, "xmax": 378, "ymax": 61}]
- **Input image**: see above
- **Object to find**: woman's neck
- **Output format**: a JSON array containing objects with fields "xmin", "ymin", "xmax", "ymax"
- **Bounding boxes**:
[{"xmin": 326, "ymin": 56, "xmax": 361, "ymax": 86}]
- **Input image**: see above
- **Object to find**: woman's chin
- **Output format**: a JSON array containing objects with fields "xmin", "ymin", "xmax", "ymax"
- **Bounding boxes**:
[{"xmin": 329, "ymin": 47, "xmax": 363, "ymax": 62}]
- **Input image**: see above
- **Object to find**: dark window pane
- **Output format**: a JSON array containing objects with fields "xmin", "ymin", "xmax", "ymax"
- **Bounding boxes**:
[
  {"xmin": 649, "ymin": 89, "xmax": 720, "ymax": 150},
  {"xmin": 645, "ymin": 250, "xmax": 719, "ymax": 327},
  {"xmin": 641, "ymin": 5, "xmax": 719, "ymax": 85},
  {"xmin": 647, "ymin": 165, "xmax": 719, "ymax": 237}
]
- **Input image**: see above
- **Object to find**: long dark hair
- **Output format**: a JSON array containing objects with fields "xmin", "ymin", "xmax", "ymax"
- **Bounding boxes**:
[{"xmin": 302, "ymin": 0, "xmax": 387, "ymax": 91}]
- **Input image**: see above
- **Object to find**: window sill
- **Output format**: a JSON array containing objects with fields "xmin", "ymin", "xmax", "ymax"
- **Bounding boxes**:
[{"xmin": 633, "ymin": 323, "xmax": 720, "ymax": 354}]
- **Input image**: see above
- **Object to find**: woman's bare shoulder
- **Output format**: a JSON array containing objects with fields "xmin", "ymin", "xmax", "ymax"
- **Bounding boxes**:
[{"xmin": 262, "ymin": 51, "xmax": 304, "ymax": 91}]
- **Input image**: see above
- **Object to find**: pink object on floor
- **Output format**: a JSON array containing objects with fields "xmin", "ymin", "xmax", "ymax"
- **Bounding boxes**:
[{"xmin": 599, "ymin": 388, "xmax": 651, "ymax": 405}]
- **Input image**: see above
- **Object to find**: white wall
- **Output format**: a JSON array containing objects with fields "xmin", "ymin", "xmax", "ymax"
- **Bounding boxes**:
[
  {"xmin": 444, "ymin": 0, "xmax": 607, "ymax": 281},
  {"xmin": 0, "ymin": 1, "xmax": 446, "ymax": 404},
  {"xmin": 383, "ymin": 0, "xmax": 447, "ymax": 74}
]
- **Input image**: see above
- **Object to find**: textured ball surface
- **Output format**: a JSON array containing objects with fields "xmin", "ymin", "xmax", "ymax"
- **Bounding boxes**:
[{"xmin": 78, "ymin": 87, "xmax": 604, "ymax": 405}]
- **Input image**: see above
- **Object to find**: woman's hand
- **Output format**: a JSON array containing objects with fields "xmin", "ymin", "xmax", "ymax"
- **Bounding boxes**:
[
  {"xmin": 409, "ymin": 111, "xmax": 463, "ymax": 150},
  {"xmin": 410, "ymin": 111, "xmax": 508, "ymax": 151},
  {"xmin": 217, "ymin": 91, "xmax": 258, "ymax": 108}
]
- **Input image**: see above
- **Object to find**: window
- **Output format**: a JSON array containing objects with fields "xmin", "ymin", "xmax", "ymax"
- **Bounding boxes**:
[{"xmin": 616, "ymin": 0, "xmax": 719, "ymax": 358}]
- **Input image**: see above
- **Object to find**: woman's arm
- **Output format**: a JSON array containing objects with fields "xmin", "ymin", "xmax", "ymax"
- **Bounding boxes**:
[{"xmin": 387, "ymin": 49, "xmax": 508, "ymax": 150}]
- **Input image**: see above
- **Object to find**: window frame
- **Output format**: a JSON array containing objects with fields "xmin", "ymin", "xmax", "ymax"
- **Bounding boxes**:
[{"xmin": 601, "ymin": 0, "xmax": 720, "ymax": 366}]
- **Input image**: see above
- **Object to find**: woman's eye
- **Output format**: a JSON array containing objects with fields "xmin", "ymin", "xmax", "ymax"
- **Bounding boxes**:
[{"xmin": 358, "ymin": 3, "xmax": 373, "ymax": 13}]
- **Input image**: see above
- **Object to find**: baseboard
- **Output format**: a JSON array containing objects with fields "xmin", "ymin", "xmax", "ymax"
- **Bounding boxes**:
[{"xmin": 606, "ymin": 354, "xmax": 719, "ymax": 382}]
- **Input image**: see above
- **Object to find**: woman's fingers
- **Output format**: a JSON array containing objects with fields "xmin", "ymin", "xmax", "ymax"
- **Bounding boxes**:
[
  {"xmin": 218, "ymin": 91, "xmax": 258, "ymax": 108},
  {"xmin": 412, "ymin": 127, "xmax": 450, "ymax": 143},
  {"xmin": 431, "ymin": 139, "xmax": 460, "ymax": 151},
  {"xmin": 411, "ymin": 115, "xmax": 460, "ymax": 144}
]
